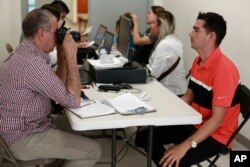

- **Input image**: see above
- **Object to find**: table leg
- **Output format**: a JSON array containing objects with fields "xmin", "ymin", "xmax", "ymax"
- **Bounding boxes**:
[
  {"xmin": 111, "ymin": 129, "xmax": 117, "ymax": 167},
  {"xmin": 147, "ymin": 126, "xmax": 153, "ymax": 167}
]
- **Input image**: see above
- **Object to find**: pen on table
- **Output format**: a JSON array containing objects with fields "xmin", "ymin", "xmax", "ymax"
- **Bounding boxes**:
[{"xmin": 79, "ymin": 100, "xmax": 96, "ymax": 108}]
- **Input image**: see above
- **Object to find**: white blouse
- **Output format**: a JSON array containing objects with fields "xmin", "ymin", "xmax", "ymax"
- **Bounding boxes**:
[{"xmin": 147, "ymin": 35, "xmax": 187, "ymax": 95}]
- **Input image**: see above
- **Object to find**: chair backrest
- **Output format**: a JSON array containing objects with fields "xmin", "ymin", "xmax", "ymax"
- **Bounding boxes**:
[
  {"xmin": 185, "ymin": 69, "xmax": 191, "ymax": 80},
  {"xmin": 196, "ymin": 84, "xmax": 250, "ymax": 167},
  {"xmin": 0, "ymin": 135, "xmax": 20, "ymax": 166},
  {"xmin": 226, "ymin": 84, "xmax": 250, "ymax": 146},
  {"xmin": 239, "ymin": 85, "xmax": 250, "ymax": 119},
  {"xmin": 5, "ymin": 43, "xmax": 14, "ymax": 54}
]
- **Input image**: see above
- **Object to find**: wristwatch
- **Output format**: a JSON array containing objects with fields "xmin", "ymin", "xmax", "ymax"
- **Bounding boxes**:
[{"xmin": 188, "ymin": 137, "xmax": 197, "ymax": 148}]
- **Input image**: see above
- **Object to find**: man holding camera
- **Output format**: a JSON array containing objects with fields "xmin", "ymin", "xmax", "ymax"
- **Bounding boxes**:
[{"xmin": 0, "ymin": 9, "xmax": 101, "ymax": 167}]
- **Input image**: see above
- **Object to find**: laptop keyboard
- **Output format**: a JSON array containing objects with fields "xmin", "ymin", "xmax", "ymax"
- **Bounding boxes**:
[{"xmin": 79, "ymin": 69, "xmax": 92, "ymax": 85}]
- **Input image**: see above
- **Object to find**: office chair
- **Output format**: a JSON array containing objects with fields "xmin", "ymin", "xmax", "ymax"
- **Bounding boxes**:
[
  {"xmin": 196, "ymin": 84, "xmax": 250, "ymax": 167},
  {"xmin": 5, "ymin": 43, "xmax": 14, "ymax": 54},
  {"xmin": 0, "ymin": 135, "xmax": 57, "ymax": 167},
  {"xmin": 185, "ymin": 69, "xmax": 191, "ymax": 80}
]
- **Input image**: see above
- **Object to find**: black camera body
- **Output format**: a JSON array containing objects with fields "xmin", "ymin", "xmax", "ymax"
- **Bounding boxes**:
[{"xmin": 57, "ymin": 26, "xmax": 81, "ymax": 44}]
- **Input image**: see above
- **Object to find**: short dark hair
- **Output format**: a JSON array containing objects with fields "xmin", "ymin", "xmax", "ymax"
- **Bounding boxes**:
[
  {"xmin": 197, "ymin": 12, "xmax": 227, "ymax": 46},
  {"xmin": 151, "ymin": 6, "xmax": 165, "ymax": 14},
  {"xmin": 41, "ymin": 4, "xmax": 61, "ymax": 21},
  {"xmin": 116, "ymin": 12, "xmax": 133, "ymax": 30},
  {"xmin": 51, "ymin": 0, "xmax": 70, "ymax": 14}
]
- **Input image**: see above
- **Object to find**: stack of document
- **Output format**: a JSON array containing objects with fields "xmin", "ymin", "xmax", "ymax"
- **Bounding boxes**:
[
  {"xmin": 68, "ymin": 93, "xmax": 156, "ymax": 119},
  {"xmin": 102, "ymin": 93, "xmax": 156, "ymax": 115},
  {"xmin": 68, "ymin": 100, "xmax": 116, "ymax": 118},
  {"xmin": 87, "ymin": 57, "xmax": 124, "ymax": 69}
]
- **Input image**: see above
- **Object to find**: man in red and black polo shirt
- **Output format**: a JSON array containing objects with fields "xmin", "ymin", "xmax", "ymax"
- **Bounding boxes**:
[{"xmin": 135, "ymin": 12, "xmax": 240, "ymax": 167}]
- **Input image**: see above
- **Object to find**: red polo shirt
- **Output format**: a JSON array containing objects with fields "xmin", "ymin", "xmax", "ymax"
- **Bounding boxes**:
[{"xmin": 189, "ymin": 48, "xmax": 240, "ymax": 146}]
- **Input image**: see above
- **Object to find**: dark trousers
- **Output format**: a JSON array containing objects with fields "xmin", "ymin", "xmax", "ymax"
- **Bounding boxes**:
[{"xmin": 135, "ymin": 125, "xmax": 225, "ymax": 167}]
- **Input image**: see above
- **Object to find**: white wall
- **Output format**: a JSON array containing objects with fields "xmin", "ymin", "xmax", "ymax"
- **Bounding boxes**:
[
  {"xmin": 0, "ymin": 0, "xmax": 22, "ymax": 67},
  {"xmin": 0, "ymin": 0, "xmax": 55, "ymax": 67},
  {"xmin": 36, "ymin": 0, "xmax": 53, "ymax": 8},
  {"xmin": 62, "ymin": 0, "xmax": 78, "ymax": 24},
  {"xmin": 153, "ymin": 0, "xmax": 163, "ymax": 6},
  {"xmin": 88, "ymin": 0, "xmax": 151, "ymax": 40},
  {"xmin": 161, "ymin": 0, "xmax": 250, "ymax": 141}
]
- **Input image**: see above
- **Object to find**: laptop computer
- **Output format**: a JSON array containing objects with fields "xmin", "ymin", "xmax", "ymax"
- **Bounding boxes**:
[
  {"xmin": 100, "ymin": 31, "xmax": 114, "ymax": 54},
  {"xmin": 89, "ymin": 24, "xmax": 107, "ymax": 50}
]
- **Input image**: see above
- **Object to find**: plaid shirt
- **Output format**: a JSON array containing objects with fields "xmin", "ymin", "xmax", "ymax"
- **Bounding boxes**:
[{"xmin": 0, "ymin": 39, "xmax": 78, "ymax": 146}]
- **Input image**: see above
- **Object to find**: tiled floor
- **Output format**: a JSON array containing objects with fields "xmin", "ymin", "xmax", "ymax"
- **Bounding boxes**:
[{"xmin": 90, "ymin": 128, "xmax": 248, "ymax": 167}]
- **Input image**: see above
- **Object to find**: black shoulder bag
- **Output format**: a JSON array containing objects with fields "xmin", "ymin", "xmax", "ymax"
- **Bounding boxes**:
[{"xmin": 157, "ymin": 57, "xmax": 180, "ymax": 81}]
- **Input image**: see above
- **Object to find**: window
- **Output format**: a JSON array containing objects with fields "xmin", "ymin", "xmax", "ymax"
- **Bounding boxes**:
[{"xmin": 28, "ymin": 0, "xmax": 36, "ymax": 12}]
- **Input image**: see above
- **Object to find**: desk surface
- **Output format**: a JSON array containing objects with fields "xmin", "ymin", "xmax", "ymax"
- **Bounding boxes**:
[{"xmin": 65, "ymin": 79, "xmax": 202, "ymax": 131}]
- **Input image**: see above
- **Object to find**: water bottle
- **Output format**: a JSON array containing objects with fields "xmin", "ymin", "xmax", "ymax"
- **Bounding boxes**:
[{"xmin": 100, "ymin": 48, "xmax": 107, "ymax": 64}]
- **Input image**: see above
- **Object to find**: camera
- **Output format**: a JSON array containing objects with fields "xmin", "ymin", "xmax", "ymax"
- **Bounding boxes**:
[{"xmin": 57, "ymin": 26, "xmax": 81, "ymax": 44}]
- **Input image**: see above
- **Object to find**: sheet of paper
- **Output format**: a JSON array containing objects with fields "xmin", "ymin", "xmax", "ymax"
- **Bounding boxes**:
[
  {"xmin": 68, "ymin": 100, "xmax": 116, "ymax": 118},
  {"xmin": 102, "ymin": 93, "xmax": 156, "ymax": 115},
  {"xmin": 87, "ymin": 57, "xmax": 124, "ymax": 69}
]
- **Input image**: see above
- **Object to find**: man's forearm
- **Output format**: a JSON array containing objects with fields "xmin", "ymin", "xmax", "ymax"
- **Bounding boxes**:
[
  {"xmin": 65, "ymin": 55, "xmax": 81, "ymax": 105},
  {"xmin": 56, "ymin": 48, "xmax": 67, "ymax": 83},
  {"xmin": 187, "ymin": 106, "xmax": 227, "ymax": 145}
]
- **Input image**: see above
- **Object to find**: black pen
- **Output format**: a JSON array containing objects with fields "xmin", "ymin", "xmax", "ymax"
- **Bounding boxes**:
[{"xmin": 79, "ymin": 100, "xmax": 96, "ymax": 108}]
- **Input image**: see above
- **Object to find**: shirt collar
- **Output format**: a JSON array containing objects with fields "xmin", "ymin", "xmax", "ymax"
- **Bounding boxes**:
[
  {"xmin": 21, "ymin": 39, "xmax": 51, "ymax": 64},
  {"xmin": 197, "ymin": 47, "xmax": 222, "ymax": 69}
]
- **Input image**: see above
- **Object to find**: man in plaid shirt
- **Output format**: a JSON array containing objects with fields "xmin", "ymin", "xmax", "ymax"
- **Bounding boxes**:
[{"xmin": 0, "ymin": 8, "xmax": 101, "ymax": 167}]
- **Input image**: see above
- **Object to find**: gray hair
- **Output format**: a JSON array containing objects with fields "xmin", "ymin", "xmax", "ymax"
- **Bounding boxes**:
[{"xmin": 22, "ymin": 8, "xmax": 55, "ymax": 38}]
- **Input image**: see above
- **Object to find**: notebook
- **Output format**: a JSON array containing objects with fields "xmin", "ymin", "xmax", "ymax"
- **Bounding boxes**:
[
  {"xmin": 102, "ymin": 93, "xmax": 156, "ymax": 115},
  {"xmin": 89, "ymin": 24, "xmax": 107, "ymax": 50},
  {"xmin": 68, "ymin": 100, "xmax": 116, "ymax": 119}
]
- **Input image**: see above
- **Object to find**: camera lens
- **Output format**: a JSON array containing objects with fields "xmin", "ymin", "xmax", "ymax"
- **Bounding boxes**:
[
  {"xmin": 70, "ymin": 31, "xmax": 81, "ymax": 42},
  {"xmin": 57, "ymin": 26, "xmax": 81, "ymax": 44}
]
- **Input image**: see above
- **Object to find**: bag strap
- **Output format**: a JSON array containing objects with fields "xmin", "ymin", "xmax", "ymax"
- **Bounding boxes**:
[{"xmin": 157, "ymin": 56, "xmax": 181, "ymax": 81}]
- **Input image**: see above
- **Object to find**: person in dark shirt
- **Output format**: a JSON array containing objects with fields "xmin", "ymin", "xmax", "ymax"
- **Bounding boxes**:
[
  {"xmin": 51, "ymin": 0, "xmax": 70, "ymax": 20},
  {"xmin": 131, "ymin": 6, "xmax": 165, "ymax": 65}
]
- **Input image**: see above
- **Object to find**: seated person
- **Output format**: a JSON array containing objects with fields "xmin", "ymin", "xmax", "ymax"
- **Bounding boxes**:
[
  {"xmin": 51, "ymin": 0, "xmax": 70, "ymax": 20},
  {"xmin": 145, "ymin": 10, "xmax": 187, "ymax": 96},
  {"xmin": 115, "ymin": 12, "xmax": 142, "ymax": 63},
  {"xmin": 41, "ymin": 4, "xmax": 64, "ymax": 67},
  {"xmin": 135, "ymin": 12, "xmax": 240, "ymax": 167},
  {"xmin": 0, "ymin": 9, "xmax": 101, "ymax": 167},
  {"xmin": 131, "ymin": 6, "xmax": 165, "ymax": 65}
]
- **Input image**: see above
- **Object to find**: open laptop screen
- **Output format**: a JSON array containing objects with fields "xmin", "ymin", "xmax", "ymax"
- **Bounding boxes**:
[
  {"xmin": 117, "ymin": 15, "xmax": 131, "ymax": 59},
  {"xmin": 94, "ymin": 24, "xmax": 107, "ymax": 46},
  {"xmin": 101, "ymin": 31, "xmax": 114, "ymax": 54}
]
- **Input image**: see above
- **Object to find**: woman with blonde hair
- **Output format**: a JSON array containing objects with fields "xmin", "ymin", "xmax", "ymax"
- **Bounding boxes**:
[
  {"xmin": 131, "ymin": 6, "xmax": 165, "ymax": 64},
  {"xmin": 135, "ymin": 11, "xmax": 187, "ymax": 166},
  {"xmin": 146, "ymin": 10, "xmax": 186, "ymax": 97}
]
